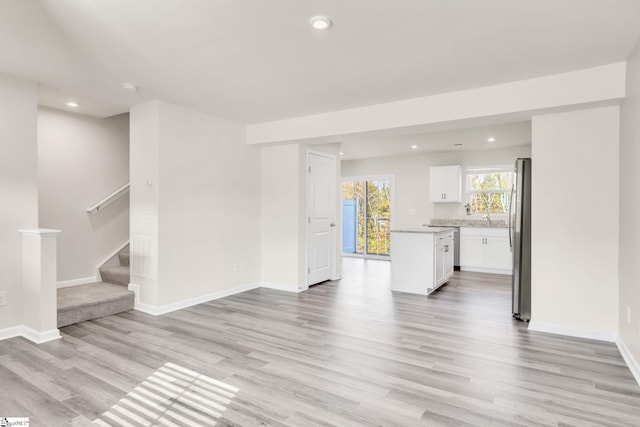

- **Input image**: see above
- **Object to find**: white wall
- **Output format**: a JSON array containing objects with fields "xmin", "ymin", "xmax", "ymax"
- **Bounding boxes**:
[
  {"xmin": 0, "ymin": 74, "xmax": 38, "ymax": 331},
  {"xmin": 130, "ymin": 101, "xmax": 160, "ymax": 306},
  {"xmin": 157, "ymin": 101, "xmax": 260, "ymax": 305},
  {"xmin": 341, "ymin": 145, "xmax": 532, "ymax": 229},
  {"xmin": 260, "ymin": 142, "xmax": 342, "ymax": 289},
  {"xmin": 619, "ymin": 40, "xmax": 640, "ymax": 371},
  {"xmin": 38, "ymin": 108, "xmax": 129, "ymax": 283},
  {"xmin": 130, "ymin": 100, "xmax": 260, "ymax": 308},
  {"xmin": 531, "ymin": 106, "xmax": 620, "ymax": 338},
  {"xmin": 260, "ymin": 144, "xmax": 302, "ymax": 288}
]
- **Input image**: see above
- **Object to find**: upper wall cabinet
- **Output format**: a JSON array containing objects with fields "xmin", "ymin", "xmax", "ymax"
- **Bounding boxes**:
[{"xmin": 429, "ymin": 165, "xmax": 462, "ymax": 203}]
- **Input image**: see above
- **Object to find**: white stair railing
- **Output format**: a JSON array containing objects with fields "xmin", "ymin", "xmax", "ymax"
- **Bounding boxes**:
[{"xmin": 86, "ymin": 183, "xmax": 130, "ymax": 215}]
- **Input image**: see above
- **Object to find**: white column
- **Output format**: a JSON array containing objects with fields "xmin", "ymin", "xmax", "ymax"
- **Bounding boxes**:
[{"xmin": 19, "ymin": 228, "xmax": 61, "ymax": 343}]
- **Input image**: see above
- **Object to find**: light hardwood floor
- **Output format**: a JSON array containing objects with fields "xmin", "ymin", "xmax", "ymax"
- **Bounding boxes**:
[{"xmin": 1, "ymin": 258, "xmax": 639, "ymax": 426}]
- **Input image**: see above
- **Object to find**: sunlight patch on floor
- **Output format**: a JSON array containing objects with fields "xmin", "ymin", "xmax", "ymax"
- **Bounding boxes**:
[{"xmin": 94, "ymin": 362, "xmax": 239, "ymax": 426}]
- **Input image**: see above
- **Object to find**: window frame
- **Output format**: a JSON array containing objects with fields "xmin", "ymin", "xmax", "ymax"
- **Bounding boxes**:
[
  {"xmin": 341, "ymin": 174, "xmax": 395, "ymax": 259},
  {"xmin": 465, "ymin": 165, "xmax": 513, "ymax": 216}
]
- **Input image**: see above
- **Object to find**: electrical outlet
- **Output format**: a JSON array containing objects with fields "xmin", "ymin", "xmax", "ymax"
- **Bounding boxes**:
[
  {"xmin": 0, "ymin": 291, "xmax": 7, "ymax": 306},
  {"xmin": 628, "ymin": 306, "xmax": 632, "ymax": 324},
  {"xmin": 233, "ymin": 262, "xmax": 240, "ymax": 272}
]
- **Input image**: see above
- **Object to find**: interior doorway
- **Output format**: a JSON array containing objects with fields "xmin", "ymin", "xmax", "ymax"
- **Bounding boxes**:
[
  {"xmin": 307, "ymin": 151, "xmax": 337, "ymax": 286},
  {"xmin": 341, "ymin": 177, "xmax": 393, "ymax": 258}
]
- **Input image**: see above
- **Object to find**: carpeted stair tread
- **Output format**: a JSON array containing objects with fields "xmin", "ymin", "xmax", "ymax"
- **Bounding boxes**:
[
  {"xmin": 118, "ymin": 248, "xmax": 130, "ymax": 267},
  {"xmin": 100, "ymin": 265, "xmax": 130, "ymax": 286},
  {"xmin": 57, "ymin": 282, "xmax": 134, "ymax": 327}
]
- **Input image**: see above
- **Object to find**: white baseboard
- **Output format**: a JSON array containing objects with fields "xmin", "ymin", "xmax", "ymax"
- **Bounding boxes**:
[
  {"xmin": 128, "ymin": 283, "xmax": 140, "ymax": 306},
  {"xmin": 0, "ymin": 325, "xmax": 61, "ymax": 344},
  {"xmin": 261, "ymin": 282, "xmax": 307, "ymax": 293},
  {"xmin": 132, "ymin": 282, "xmax": 260, "ymax": 316},
  {"xmin": 0, "ymin": 326, "xmax": 24, "ymax": 341},
  {"xmin": 130, "ymin": 280, "xmax": 311, "ymax": 316},
  {"xmin": 460, "ymin": 266, "xmax": 512, "ymax": 275},
  {"xmin": 617, "ymin": 338, "xmax": 640, "ymax": 387},
  {"xmin": 527, "ymin": 320, "xmax": 617, "ymax": 342},
  {"xmin": 21, "ymin": 327, "xmax": 61, "ymax": 343},
  {"xmin": 56, "ymin": 276, "xmax": 97, "ymax": 288}
]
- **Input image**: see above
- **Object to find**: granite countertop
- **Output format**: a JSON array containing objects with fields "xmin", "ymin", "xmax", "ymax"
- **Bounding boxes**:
[
  {"xmin": 429, "ymin": 218, "xmax": 508, "ymax": 229},
  {"xmin": 391, "ymin": 227, "xmax": 456, "ymax": 234}
]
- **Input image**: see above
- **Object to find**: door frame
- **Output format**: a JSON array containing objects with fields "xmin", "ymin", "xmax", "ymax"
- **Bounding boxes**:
[
  {"xmin": 306, "ymin": 149, "xmax": 338, "ymax": 286},
  {"xmin": 341, "ymin": 174, "xmax": 395, "ymax": 259}
]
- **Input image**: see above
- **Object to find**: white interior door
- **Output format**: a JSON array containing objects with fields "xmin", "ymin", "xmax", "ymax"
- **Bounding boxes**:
[{"xmin": 308, "ymin": 152, "xmax": 336, "ymax": 285}]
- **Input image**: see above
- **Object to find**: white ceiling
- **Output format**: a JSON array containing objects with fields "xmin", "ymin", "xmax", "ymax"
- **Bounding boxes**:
[
  {"xmin": 1, "ymin": 1, "xmax": 640, "ymax": 123},
  {"xmin": 339, "ymin": 121, "xmax": 532, "ymax": 160}
]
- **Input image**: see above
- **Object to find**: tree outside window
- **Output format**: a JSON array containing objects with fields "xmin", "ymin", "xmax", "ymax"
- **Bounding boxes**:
[
  {"xmin": 466, "ymin": 167, "xmax": 513, "ymax": 214},
  {"xmin": 342, "ymin": 179, "xmax": 391, "ymax": 255}
]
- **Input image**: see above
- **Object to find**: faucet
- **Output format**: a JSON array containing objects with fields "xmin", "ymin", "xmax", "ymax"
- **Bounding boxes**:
[{"xmin": 482, "ymin": 212, "xmax": 491, "ymax": 225}]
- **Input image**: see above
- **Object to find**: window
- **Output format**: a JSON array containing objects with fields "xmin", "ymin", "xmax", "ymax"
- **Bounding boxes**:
[
  {"xmin": 466, "ymin": 166, "xmax": 513, "ymax": 214},
  {"xmin": 342, "ymin": 178, "xmax": 392, "ymax": 256}
]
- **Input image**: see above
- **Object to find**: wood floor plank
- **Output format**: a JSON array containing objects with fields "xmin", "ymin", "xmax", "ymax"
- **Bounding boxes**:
[{"xmin": 1, "ymin": 258, "xmax": 639, "ymax": 426}]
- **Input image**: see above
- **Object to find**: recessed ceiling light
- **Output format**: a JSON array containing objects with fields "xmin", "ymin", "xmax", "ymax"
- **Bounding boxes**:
[
  {"xmin": 310, "ymin": 15, "xmax": 332, "ymax": 30},
  {"xmin": 339, "ymin": 151, "xmax": 344, "ymax": 156},
  {"xmin": 487, "ymin": 137, "xmax": 496, "ymax": 143},
  {"xmin": 121, "ymin": 82, "xmax": 138, "ymax": 92},
  {"xmin": 66, "ymin": 101, "xmax": 79, "ymax": 108},
  {"xmin": 411, "ymin": 145, "xmax": 418, "ymax": 149}
]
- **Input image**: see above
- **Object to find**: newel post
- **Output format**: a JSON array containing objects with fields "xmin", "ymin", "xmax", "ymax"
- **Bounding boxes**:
[{"xmin": 19, "ymin": 228, "xmax": 61, "ymax": 343}]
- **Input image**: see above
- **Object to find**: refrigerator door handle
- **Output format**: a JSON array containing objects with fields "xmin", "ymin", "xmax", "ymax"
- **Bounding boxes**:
[{"xmin": 508, "ymin": 186, "xmax": 515, "ymax": 249}]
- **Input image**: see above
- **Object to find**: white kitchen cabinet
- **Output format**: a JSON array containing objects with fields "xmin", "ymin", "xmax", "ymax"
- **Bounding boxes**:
[
  {"xmin": 460, "ymin": 227, "xmax": 512, "ymax": 274},
  {"xmin": 435, "ymin": 242, "xmax": 445, "ymax": 285},
  {"xmin": 435, "ymin": 230, "xmax": 454, "ymax": 287},
  {"xmin": 391, "ymin": 229, "xmax": 455, "ymax": 295},
  {"xmin": 429, "ymin": 165, "xmax": 462, "ymax": 203}
]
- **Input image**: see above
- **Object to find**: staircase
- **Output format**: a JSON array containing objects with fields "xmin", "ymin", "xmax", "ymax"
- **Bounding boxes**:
[{"xmin": 57, "ymin": 245, "xmax": 134, "ymax": 328}]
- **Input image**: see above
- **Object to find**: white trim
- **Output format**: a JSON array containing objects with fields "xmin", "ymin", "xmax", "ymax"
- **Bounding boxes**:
[
  {"xmin": 128, "ymin": 283, "xmax": 140, "ymax": 306},
  {"xmin": 261, "ymin": 282, "xmax": 308, "ymax": 293},
  {"xmin": 0, "ymin": 326, "xmax": 23, "ymax": 341},
  {"xmin": 341, "ymin": 174, "xmax": 396, "ymax": 184},
  {"xmin": 21, "ymin": 327, "xmax": 61, "ymax": 344},
  {"xmin": 133, "ymin": 282, "xmax": 260, "ymax": 316},
  {"xmin": 0, "ymin": 326, "xmax": 61, "ymax": 344},
  {"xmin": 131, "ymin": 281, "xmax": 311, "ymax": 316},
  {"xmin": 466, "ymin": 164, "xmax": 513, "ymax": 173},
  {"xmin": 342, "ymin": 253, "xmax": 392, "ymax": 261},
  {"xmin": 527, "ymin": 321, "xmax": 617, "ymax": 342},
  {"xmin": 460, "ymin": 266, "xmax": 511, "ymax": 275},
  {"xmin": 56, "ymin": 276, "xmax": 96, "ymax": 289},
  {"xmin": 18, "ymin": 228, "xmax": 61, "ymax": 235},
  {"xmin": 617, "ymin": 338, "xmax": 640, "ymax": 387}
]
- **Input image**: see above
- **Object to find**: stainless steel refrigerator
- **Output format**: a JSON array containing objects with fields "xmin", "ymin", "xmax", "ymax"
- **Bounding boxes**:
[{"xmin": 510, "ymin": 158, "xmax": 531, "ymax": 321}]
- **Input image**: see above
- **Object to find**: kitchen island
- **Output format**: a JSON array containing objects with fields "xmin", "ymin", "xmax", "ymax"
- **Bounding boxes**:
[{"xmin": 391, "ymin": 227, "xmax": 455, "ymax": 295}]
